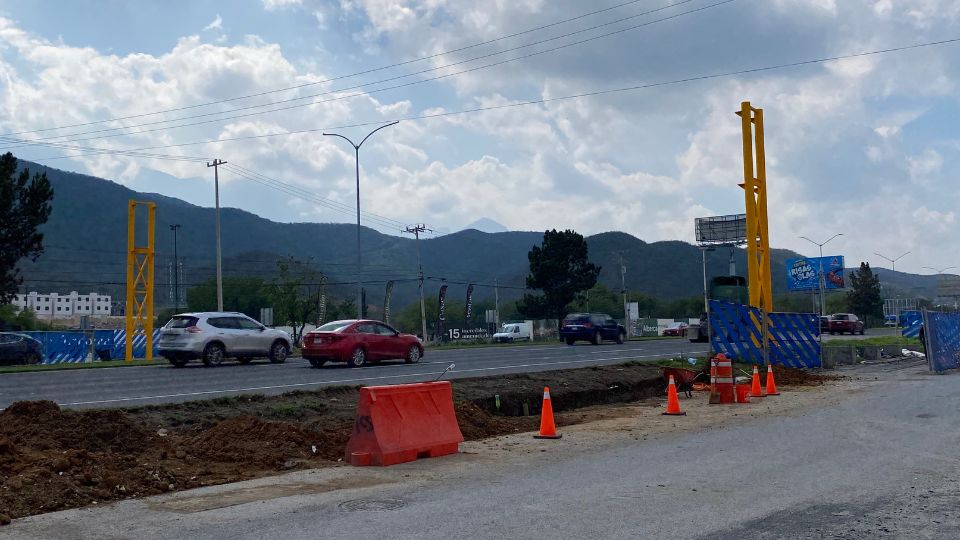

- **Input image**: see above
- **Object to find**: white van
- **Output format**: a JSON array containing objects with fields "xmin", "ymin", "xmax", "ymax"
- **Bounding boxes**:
[{"xmin": 492, "ymin": 322, "xmax": 532, "ymax": 343}]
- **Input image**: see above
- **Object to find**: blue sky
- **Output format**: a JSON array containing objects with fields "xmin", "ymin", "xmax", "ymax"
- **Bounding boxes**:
[{"xmin": 0, "ymin": 0, "xmax": 958, "ymax": 276}]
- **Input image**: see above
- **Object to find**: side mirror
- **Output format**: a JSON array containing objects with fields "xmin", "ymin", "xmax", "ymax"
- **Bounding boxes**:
[{"xmin": 259, "ymin": 326, "xmax": 266, "ymax": 332}]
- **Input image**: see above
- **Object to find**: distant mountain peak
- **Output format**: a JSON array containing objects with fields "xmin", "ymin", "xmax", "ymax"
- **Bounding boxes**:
[{"xmin": 462, "ymin": 217, "xmax": 508, "ymax": 233}]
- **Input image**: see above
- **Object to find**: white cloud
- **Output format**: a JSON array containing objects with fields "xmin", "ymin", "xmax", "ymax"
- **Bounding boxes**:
[
  {"xmin": 203, "ymin": 14, "xmax": 223, "ymax": 32},
  {"xmin": 262, "ymin": 0, "xmax": 302, "ymax": 10}
]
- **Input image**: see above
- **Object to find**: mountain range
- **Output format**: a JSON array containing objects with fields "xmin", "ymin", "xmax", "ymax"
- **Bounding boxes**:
[{"xmin": 12, "ymin": 160, "xmax": 941, "ymax": 311}]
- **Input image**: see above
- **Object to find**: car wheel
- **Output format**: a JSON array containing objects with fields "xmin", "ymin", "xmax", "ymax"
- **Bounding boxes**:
[
  {"xmin": 269, "ymin": 341, "xmax": 289, "ymax": 364},
  {"xmin": 565, "ymin": 337, "xmax": 575, "ymax": 346},
  {"xmin": 168, "ymin": 357, "xmax": 188, "ymax": 368},
  {"xmin": 405, "ymin": 345, "xmax": 421, "ymax": 364},
  {"xmin": 616, "ymin": 332, "xmax": 625, "ymax": 345},
  {"xmin": 591, "ymin": 331, "xmax": 601, "ymax": 345},
  {"xmin": 308, "ymin": 358, "xmax": 326, "ymax": 368},
  {"xmin": 348, "ymin": 347, "xmax": 366, "ymax": 368},
  {"xmin": 202, "ymin": 343, "xmax": 225, "ymax": 367},
  {"xmin": 859, "ymin": 328, "xmax": 865, "ymax": 335}
]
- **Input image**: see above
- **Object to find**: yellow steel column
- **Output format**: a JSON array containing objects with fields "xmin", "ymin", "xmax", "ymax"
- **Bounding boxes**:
[
  {"xmin": 124, "ymin": 200, "xmax": 157, "ymax": 362},
  {"xmin": 737, "ymin": 101, "xmax": 773, "ymax": 313},
  {"xmin": 125, "ymin": 201, "xmax": 136, "ymax": 361}
]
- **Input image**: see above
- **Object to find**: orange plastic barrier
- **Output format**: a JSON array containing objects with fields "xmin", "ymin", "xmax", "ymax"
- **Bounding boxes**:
[{"xmin": 344, "ymin": 381, "xmax": 464, "ymax": 466}]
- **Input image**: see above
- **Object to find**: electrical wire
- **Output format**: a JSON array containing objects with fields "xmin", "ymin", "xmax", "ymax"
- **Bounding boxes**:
[
  {"xmin": 19, "ymin": 35, "xmax": 960, "ymax": 160},
  {"xmin": 0, "ymin": 0, "xmax": 662, "ymax": 137},
  {"xmin": 2, "ymin": 0, "xmax": 724, "ymax": 148}
]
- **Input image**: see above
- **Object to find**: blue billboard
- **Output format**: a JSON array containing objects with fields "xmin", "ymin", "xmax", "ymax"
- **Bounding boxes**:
[{"xmin": 786, "ymin": 256, "xmax": 845, "ymax": 291}]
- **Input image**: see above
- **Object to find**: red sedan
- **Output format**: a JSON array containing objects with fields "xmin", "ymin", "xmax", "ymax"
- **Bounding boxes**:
[{"xmin": 301, "ymin": 319, "xmax": 424, "ymax": 368}]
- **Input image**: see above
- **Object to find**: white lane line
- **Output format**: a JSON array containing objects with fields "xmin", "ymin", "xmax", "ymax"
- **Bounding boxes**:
[{"xmin": 56, "ymin": 349, "xmax": 707, "ymax": 407}]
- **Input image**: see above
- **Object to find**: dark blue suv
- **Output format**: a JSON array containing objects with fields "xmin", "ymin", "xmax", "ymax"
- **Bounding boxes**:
[{"xmin": 560, "ymin": 313, "xmax": 626, "ymax": 345}]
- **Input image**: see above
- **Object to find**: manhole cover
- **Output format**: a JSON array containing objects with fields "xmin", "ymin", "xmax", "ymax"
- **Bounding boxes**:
[{"xmin": 339, "ymin": 499, "xmax": 406, "ymax": 512}]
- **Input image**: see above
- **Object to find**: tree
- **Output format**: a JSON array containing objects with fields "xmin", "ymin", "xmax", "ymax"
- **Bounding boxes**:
[
  {"xmin": 517, "ymin": 229, "xmax": 600, "ymax": 323},
  {"xmin": 265, "ymin": 257, "xmax": 324, "ymax": 344},
  {"xmin": 186, "ymin": 277, "xmax": 269, "ymax": 319},
  {"xmin": 847, "ymin": 262, "xmax": 883, "ymax": 319},
  {"xmin": 0, "ymin": 153, "xmax": 54, "ymax": 303}
]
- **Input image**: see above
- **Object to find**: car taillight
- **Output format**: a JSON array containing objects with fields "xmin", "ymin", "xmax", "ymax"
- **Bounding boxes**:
[{"xmin": 186, "ymin": 326, "xmax": 202, "ymax": 333}]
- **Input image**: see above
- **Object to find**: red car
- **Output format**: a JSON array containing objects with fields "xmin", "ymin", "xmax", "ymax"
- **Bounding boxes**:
[
  {"xmin": 662, "ymin": 322, "xmax": 689, "ymax": 337},
  {"xmin": 301, "ymin": 319, "xmax": 423, "ymax": 368},
  {"xmin": 828, "ymin": 313, "xmax": 865, "ymax": 335}
]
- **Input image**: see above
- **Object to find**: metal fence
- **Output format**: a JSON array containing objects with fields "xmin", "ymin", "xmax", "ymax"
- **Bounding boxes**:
[
  {"xmin": 923, "ymin": 311, "xmax": 960, "ymax": 372},
  {"xmin": 709, "ymin": 300, "xmax": 821, "ymax": 368},
  {"xmin": 25, "ymin": 329, "xmax": 160, "ymax": 363}
]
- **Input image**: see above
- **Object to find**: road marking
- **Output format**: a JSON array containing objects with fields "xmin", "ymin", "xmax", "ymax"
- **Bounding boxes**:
[{"xmin": 55, "ymin": 349, "xmax": 708, "ymax": 406}]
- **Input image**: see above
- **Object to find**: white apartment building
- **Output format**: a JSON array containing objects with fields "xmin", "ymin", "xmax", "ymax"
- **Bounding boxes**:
[{"xmin": 13, "ymin": 291, "xmax": 112, "ymax": 318}]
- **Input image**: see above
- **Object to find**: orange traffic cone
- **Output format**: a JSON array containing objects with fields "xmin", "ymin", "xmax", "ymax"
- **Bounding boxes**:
[
  {"xmin": 533, "ymin": 387, "xmax": 562, "ymax": 439},
  {"xmin": 750, "ymin": 365, "xmax": 764, "ymax": 398},
  {"xmin": 663, "ymin": 375, "xmax": 686, "ymax": 416},
  {"xmin": 765, "ymin": 364, "xmax": 780, "ymax": 396}
]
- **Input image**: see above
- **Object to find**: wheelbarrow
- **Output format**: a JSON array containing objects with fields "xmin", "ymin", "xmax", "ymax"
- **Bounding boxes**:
[{"xmin": 660, "ymin": 367, "xmax": 708, "ymax": 398}]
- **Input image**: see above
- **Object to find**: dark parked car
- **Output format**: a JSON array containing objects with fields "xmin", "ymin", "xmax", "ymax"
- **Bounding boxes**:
[
  {"xmin": 819, "ymin": 316, "xmax": 831, "ymax": 333},
  {"xmin": 560, "ymin": 313, "xmax": 626, "ymax": 345},
  {"xmin": 301, "ymin": 319, "xmax": 424, "ymax": 368},
  {"xmin": 0, "ymin": 332, "xmax": 43, "ymax": 365},
  {"xmin": 829, "ymin": 313, "xmax": 865, "ymax": 335}
]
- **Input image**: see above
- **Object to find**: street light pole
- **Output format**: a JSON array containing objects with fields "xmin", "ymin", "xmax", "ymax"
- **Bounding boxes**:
[
  {"xmin": 922, "ymin": 265, "xmax": 958, "ymax": 309},
  {"xmin": 170, "ymin": 224, "xmax": 181, "ymax": 312},
  {"xmin": 324, "ymin": 121, "xmax": 399, "ymax": 320},
  {"xmin": 874, "ymin": 250, "xmax": 912, "ymax": 294},
  {"xmin": 799, "ymin": 233, "xmax": 843, "ymax": 317}
]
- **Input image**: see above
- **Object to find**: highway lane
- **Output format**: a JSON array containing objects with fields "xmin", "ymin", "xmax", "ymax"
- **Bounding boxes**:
[{"xmin": 0, "ymin": 339, "xmax": 708, "ymax": 409}]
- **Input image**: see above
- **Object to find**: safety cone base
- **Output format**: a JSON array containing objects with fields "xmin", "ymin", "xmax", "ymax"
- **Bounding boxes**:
[
  {"xmin": 533, "ymin": 434, "xmax": 563, "ymax": 439},
  {"xmin": 662, "ymin": 411, "xmax": 687, "ymax": 416}
]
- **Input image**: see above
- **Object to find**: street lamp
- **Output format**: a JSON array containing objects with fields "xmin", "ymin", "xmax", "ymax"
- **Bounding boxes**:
[
  {"xmin": 324, "ymin": 121, "xmax": 399, "ymax": 319},
  {"xmin": 923, "ymin": 266, "xmax": 958, "ymax": 309},
  {"xmin": 170, "ymin": 224, "xmax": 181, "ymax": 312},
  {"xmin": 799, "ymin": 233, "xmax": 843, "ymax": 316},
  {"xmin": 874, "ymin": 251, "xmax": 911, "ymax": 297}
]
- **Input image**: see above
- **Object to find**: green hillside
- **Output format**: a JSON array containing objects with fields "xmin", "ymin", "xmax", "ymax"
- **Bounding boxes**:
[{"xmin": 12, "ymin": 161, "xmax": 940, "ymax": 312}]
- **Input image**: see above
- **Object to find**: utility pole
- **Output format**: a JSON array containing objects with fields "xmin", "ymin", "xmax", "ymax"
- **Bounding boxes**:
[
  {"xmin": 800, "ymin": 233, "xmax": 843, "ymax": 316},
  {"xmin": 324, "ymin": 121, "xmax": 399, "ymax": 319},
  {"xmin": 403, "ymin": 224, "xmax": 431, "ymax": 341},
  {"xmin": 170, "ymin": 224, "xmax": 181, "ymax": 312},
  {"xmin": 617, "ymin": 253, "xmax": 628, "ymax": 331},
  {"xmin": 206, "ymin": 159, "xmax": 227, "ymax": 312},
  {"xmin": 494, "ymin": 278, "xmax": 500, "ymax": 328}
]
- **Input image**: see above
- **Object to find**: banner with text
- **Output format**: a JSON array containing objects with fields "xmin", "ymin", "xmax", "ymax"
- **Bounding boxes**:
[{"xmin": 786, "ymin": 256, "xmax": 845, "ymax": 291}]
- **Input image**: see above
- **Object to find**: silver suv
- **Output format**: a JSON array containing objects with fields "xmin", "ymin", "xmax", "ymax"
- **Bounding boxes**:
[{"xmin": 157, "ymin": 312, "xmax": 293, "ymax": 368}]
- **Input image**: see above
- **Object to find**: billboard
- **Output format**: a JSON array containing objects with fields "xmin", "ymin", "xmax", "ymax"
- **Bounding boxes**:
[
  {"xmin": 695, "ymin": 214, "xmax": 747, "ymax": 245},
  {"xmin": 786, "ymin": 256, "xmax": 845, "ymax": 291}
]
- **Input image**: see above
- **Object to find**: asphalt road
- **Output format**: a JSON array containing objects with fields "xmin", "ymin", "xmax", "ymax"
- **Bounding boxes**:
[
  {"xmin": 0, "ymin": 339, "xmax": 708, "ymax": 409},
  {"xmin": 5, "ymin": 361, "xmax": 957, "ymax": 539}
]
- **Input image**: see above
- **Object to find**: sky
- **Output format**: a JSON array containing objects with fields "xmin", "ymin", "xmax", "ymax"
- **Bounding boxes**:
[{"xmin": 0, "ymin": 0, "xmax": 958, "ymax": 276}]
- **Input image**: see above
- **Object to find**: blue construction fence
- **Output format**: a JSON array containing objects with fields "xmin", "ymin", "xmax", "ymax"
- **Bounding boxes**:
[
  {"xmin": 923, "ymin": 311, "xmax": 960, "ymax": 373},
  {"xmin": 709, "ymin": 300, "xmax": 822, "ymax": 369},
  {"xmin": 901, "ymin": 310, "xmax": 923, "ymax": 338},
  {"xmin": 24, "ymin": 329, "xmax": 161, "ymax": 364}
]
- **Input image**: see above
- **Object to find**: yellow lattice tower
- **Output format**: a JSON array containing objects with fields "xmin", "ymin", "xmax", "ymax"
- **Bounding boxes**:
[
  {"xmin": 125, "ymin": 200, "xmax": 156, "ymax": 361},
  {"xmin": 737, "ymin": 101, "xmax": 773, "ymax": 313}
]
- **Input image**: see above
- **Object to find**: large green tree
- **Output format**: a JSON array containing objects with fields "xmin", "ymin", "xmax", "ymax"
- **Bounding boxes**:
[
  {"xmin": 847, "ymin": 262, "xmax": 883, "ymax": 319},
  {"xmin": 0, "ymin": 153, "xmax": 54, "ymax": 303},
  {"xmin": 265, "ymin": 257, "xmax": 324, "ymax": 343},
  {"xmin": 517, "ymin": 229, "xmax": 600, "ymax": 322},
  {"xmin": 186, "ymin": 277, "xmax": 269, "ymax": 318}
]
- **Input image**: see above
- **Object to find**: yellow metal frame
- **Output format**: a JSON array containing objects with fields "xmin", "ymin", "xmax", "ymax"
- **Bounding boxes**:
[
  {"xmin": 737, "ymin": 101, "xmax": 773, "ymax": 313},
  {"xmin": 125, "ymin": 200, "xmax": 156, "ymax": 361}
]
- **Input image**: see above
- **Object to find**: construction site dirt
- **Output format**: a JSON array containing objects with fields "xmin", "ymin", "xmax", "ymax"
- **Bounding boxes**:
[{"xmin": 0, "ymin": 362, "xmax": 831, "ymax": 522}]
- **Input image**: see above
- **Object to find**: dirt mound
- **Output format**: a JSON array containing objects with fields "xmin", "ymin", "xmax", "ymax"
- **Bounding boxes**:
[
  {"xmin": 187, "ymin": 415, "xmax": 330, "ymax": 467},
  {"xmin": 0, "ymin": 401, "xmax": 155, "ymax": 453},
  {"xmin": 772, "ymin": 365, "xmax": 835, "ymax": 386},
  {"xmin": 455, "ymin": 401, "xmax": 533, "ymax": 440}
]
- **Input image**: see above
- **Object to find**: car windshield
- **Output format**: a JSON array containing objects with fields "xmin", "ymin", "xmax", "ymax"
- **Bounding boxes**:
[
  {"xmin": 317, "ymin": 321, "xmax": 353, "ymax": 332},
  {"xmin": 834, "ymin": 314, "xmax": 849, "ymax": 320},
  {"xmin": 668, "ymin": 322, "xmax": 685, "ymax": 328},
  {"xmin": 166, "ymin": 316, "xmax": 198, "ymax": 329}
]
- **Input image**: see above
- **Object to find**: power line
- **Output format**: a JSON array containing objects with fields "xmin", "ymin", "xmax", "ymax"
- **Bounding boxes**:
[
  {"xmin": 0, "ymin": 0, "xmax": 660, "ymax": 137},
  {"xmin": 18, "ymin": 35, "xmax": 960, "ymax": 160},
  {"xmin": 2, "ymin": 0, "xmax": 722, "ymax": 148}
]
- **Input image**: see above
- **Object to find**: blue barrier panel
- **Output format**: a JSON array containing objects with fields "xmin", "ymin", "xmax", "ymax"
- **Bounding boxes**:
[
  {"xmin": 901, "ymin": 310, "xmax": 922, "ymax": 338},
  {"xmin": 23, "ymin": 329, "xmax": 160, "ymax": 363},
  {"xmin": 709, "ymin": 300, "xmax": 821, "ymax": 368},
  {"xmin": 924, "ymin": 312, "xmax": 960, "ymax": 373}
]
